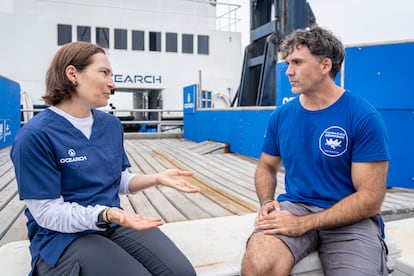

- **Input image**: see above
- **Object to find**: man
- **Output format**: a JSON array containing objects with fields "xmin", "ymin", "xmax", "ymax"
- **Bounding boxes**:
[{"xmin": 241, "ymin": 26, "xmax": 390, "ymax": 275}]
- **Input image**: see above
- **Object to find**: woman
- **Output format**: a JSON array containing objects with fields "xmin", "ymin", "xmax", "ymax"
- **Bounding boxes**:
[{"xmin": 11, "ymin": 41, "xmax": 200, "ymax": 276}]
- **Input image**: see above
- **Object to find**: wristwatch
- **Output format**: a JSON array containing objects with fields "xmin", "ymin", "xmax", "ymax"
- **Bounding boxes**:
[{"xmin": 96, "ymin": 208, "xmax": 110, "ymax": 229}]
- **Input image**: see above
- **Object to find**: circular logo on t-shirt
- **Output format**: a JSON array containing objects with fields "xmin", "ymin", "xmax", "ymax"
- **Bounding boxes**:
[{"xmin": 319, "ymin": 126, "xmax": 348, "ymax": 157}]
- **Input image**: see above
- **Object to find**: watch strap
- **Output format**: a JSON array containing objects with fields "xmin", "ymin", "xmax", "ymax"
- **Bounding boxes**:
[{"xmin": 96, "ymin": 208, "xmax": 110, "ymax": 229}]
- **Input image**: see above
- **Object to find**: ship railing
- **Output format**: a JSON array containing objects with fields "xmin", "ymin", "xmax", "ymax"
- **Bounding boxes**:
[
  {"xmin": 216, "ymin": 2, "xmax": 242, "ymax": 32},
  {"xmin": 20, "ymin": 108, "xmax": 183, "ymax": 133}
]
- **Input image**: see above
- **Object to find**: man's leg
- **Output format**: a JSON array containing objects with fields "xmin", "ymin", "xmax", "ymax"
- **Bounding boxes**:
[
  {"xmin": 318, "ymin": 216, "xmax": 389, "ymax": 276},
  {"xmin": 242, "ymin": 232, "xmax": 294, "ymax": 276},
  {"xmin": 242, "ymin": 202, "xmax": 320, "ymax": 276}
]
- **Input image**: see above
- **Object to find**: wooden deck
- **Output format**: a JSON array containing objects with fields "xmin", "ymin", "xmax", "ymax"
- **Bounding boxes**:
[{"xmin": 1, "ymin": 137, "xmax": 414, "ymax": 247}]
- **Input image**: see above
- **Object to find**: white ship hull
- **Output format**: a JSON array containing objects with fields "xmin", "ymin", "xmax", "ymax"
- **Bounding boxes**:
[{"xmin": 0, "ymin": 0, "xmax": 243, "ymax": 118}]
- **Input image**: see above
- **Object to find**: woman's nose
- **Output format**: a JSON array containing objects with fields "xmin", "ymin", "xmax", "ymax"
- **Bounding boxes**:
[{"xmin": 108, "ymin": 78, "xmax": 116, "ymax": 89}]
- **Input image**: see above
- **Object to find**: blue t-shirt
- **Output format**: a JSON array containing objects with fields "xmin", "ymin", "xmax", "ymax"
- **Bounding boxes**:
[
  {"xmin": 11, "ymin": 108, "xmax": 130, "ymax": 269},
  {"xmin": 262, "ymin": 92, "xmax": 389, "ymax": 208}
]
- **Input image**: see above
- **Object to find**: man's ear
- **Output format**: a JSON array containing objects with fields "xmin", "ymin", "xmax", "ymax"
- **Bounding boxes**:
[
  {"xmin": 321, "ymin": 57, "xmax": 332, "ymax": 76},
  {"xmin": 65, "ymin": 65, "xmax": 78, "ymax": 85}
]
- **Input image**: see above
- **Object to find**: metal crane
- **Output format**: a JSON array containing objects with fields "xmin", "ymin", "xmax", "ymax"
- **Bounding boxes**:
[{"xmin": 232, "ymin": 0, "xmax": 315, "ymax": 106}]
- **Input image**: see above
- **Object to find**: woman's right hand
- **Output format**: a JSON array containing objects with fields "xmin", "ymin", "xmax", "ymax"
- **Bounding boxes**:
[{"xmin": 106, "ymin": 207, "xmax": 163, "ymax": 230}]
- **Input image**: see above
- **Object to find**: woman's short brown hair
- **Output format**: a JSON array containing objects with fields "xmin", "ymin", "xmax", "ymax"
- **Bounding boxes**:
[{"xmin": 42, "ymin": 41, "xmax": 105, "ymax": 106}]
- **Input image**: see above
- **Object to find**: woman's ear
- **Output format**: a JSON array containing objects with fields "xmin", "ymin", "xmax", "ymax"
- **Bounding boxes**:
[{"xmin": 65, "ymin": 65, "xmax": 78, "ymax": 86}]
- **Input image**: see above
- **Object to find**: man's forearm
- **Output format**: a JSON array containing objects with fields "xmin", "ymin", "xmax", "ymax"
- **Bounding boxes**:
[
  {"xmin": 255, "ymin": 167, "xmax": 277, "ymax": 205},
  {"xmin": 302, "ymin": 161, "xmax": 387, "ymax": 232},
  {"xmin": 302, "ymin": 190, "xmax": 384, "ymax": 232}
]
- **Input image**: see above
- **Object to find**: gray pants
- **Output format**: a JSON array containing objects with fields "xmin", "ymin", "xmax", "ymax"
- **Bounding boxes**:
[
  {"xmin": 33, "ymin": 226, "xmax": 196, "ymax": 276},
  {"xmin": 276, "ymin": 201, "xmax": 389, "ymax": 275}
]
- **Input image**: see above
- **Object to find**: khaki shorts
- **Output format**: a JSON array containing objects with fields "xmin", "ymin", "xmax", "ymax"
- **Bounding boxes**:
[{"xmin": 255, "ymin": 201, "xmax": 389, "ymax": 276}]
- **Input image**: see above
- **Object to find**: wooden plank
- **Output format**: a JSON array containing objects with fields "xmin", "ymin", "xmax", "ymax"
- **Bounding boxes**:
[
  {"xmin": 0, "ymin": 212, "xmax": 27, "ymax": 247},
  {"xmin": 131, "ymin": 139, "xmax": 211, "ymax": 221},
  {"xmin": 146, "ymin": 144, "xmax": 236, "ymax": 218},
  {"xmin": 146, "ymin": 140, "xmax": 258, "ymax": 204},
  {"xmin": 208, "ymin": 154, "xmax": 257, "ymax": 177},
  {"xmin": 153, "ymin": 149, "xmax": 258, "ymax": 212},
  {"xmin": 124, "ymin": 140, "xmax": 151, "ymax": 174},
  {"xmin": 156, "ymin": 188, "xmax": 212, "ymax": 220},
  {"xmin": 0, "ymin": 159, "xmax": 13, "ymax": 176},
  {"xmin": 382, "ymin": 191, "xmax": 414, "ymax": 216},
  {"xmin": 125, "ymin": 139, "xmax": 238, "ymax": 218},
  {"xmin": 0, "ymin": 193, "xmax": 25, "ymax": 240},
  {"xmin": 149, "ymin": 148, "xmax": 248, "ymax": 216},
  {"xmin": 119, "ymin": 194, "xmax": 134, "ymax": 213},
  {"xmin": 0, "ymin": 148, "xmax": 28, "ymax": 244},
  {"xmin": 127, "ymin": 192, "xmax": 164, "ymax": 219},
  {"xmin": 384, "ymin": 191, "xmax": 414, "ymax": 208},
  {"xmin": 383, "ymin": 196, "xmax": 411, "ymax": 209},
  {"xmin": 133, "ymin": 143, "xmax": 217, "ymax": 220},
  {"xmin": 125, "ymin": 140, "xmax": 189, "ymax": 222},
  {"xmin": 153, "ymin": 140, "xmax": 286, "ymax": 197},
  {"xmin": 0, "ymin": 160, "xmax": 15, "ymax": 189},
  {"xmin": 149, "ymin": 138, "xmax": 196, "ymax": 150},
  {"xmin": 0, "ymin": 179, "xmax": 19, "ymax": 210},
  {"xmin": 202, "ymin": 155, "xmax": 256, "ymax": 190},
  {"xmin": 156, "ymin": 148, "xmax": 258, "ymax": 203},
  {"xmin": 141, "ymin": 188, "xmax": 188, "ymax": 222},
  {"xmin": 186, "ymin": 140, "xmax": 228, "ymax": 154},
  {"xmin": 0, "ymin": 147, "xmax": 11, "ymax": 166},
  {"xmin": 167, "ymin": 189, "xmax": 234, "ymax": 218}
]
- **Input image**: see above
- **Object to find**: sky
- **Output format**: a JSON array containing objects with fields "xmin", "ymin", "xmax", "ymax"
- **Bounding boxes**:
[{"xmin": 223, "ymin": 0, "xmax": 414, "ymax": 48}]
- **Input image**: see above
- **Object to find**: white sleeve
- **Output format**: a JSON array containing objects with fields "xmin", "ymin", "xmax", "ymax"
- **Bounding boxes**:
[
  {"xmin": 25, "ymin": 197, "xmax": 108, "ymax": 233},
  {"xmin": 119, "ymin": 169, "xmax": 136, "ymax": 194},
  {"xmin": 25, "ymin": 170, "xmax": 136, "ymax": 232}
]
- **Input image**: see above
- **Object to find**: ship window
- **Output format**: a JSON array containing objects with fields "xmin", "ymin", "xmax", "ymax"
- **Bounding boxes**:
[
  {"xmin": 77, "ymin": 26, "xmax": 91, "ymax": 42},
  {"xmin": 132, "ymin": 30, "xmax": 144, "ymax": 51},
  {"xmin": 198, "ymin": 35, "xmax": 209, "ymax": 55},
  {"xmin": 114, "ymin": 29, "xmax": 127, "ymax": 50},
  {"xmin": 182, "ymin": 34, "xmax": 193, "ymax": 54},
  {"xmin": 149, "ymin": 31, "xmax": 161, "ymax": 52},
  {"xmin": 96, "ymin": 27, "xmax": 110, "ymax": 48},
  {"xmin": 166, "ymin": 32, "xmax": 177, "ymax": 53},
  {"xmin": 57, "ymin": 24, "xmax": 72, "ymax": 45}
]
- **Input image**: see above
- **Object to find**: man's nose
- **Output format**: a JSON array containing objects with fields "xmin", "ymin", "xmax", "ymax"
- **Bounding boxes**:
[{"xmin": 285, "ymin": 65, "xmax": 293, "ymax": 76}]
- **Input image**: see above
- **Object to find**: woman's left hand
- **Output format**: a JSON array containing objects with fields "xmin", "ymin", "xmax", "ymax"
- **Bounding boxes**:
[{"xmin": 157, "ymin": 169, "xmax": 200, "ymax": 193}]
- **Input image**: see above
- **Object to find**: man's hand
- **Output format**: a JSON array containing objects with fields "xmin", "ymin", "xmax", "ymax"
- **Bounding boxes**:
[
  {"xmin": 259, "ymin": 200, "xmax": 281, "ymax": 217},
  {"xmin": 255, "ymin": 203, "xmax": 308, "ymax": 237}
]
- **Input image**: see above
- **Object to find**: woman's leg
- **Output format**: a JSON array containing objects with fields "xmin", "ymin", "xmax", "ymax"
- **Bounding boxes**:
[
  {"xmin": 34, "ymin": 233, "xmax": 152, "ymax": 276},
  {"xmin": 108, "ymin": 226, "xmax": 196, "ymax": 276}
]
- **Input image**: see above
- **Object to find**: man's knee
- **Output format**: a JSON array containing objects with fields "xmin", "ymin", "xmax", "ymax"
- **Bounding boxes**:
[{"xmin": 242, "ymin": 232, "xmax": 294, "ymax": 276}]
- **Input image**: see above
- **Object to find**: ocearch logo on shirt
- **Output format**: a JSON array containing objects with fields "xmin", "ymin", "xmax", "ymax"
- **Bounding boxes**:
[{"xmin": 60, "ymin": 149, "xmax": 88, "ymax": 164}]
